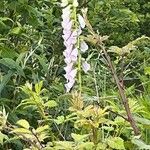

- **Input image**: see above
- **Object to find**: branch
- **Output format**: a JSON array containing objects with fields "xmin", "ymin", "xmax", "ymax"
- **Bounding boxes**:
[{"xmin": 99, "ymin": 44, "xmax": 140, "ymax": 135}]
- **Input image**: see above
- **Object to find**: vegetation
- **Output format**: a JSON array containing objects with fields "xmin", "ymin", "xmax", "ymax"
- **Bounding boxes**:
[{"xmin": 0, "ymin": 0, "xmax": 150, "ymax": 149}]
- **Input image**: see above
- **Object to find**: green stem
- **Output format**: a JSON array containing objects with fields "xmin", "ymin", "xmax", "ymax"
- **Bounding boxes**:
[
  {"xmin": 73, "ymin": 6, "xmax": 82, "ymax": 94},
  {"xmin": 77, "ymin": 37, "xmax": 82, "ymax": 94}
]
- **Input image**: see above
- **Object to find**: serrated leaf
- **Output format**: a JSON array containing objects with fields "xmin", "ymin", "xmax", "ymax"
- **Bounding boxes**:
[
  {"xmin": 36, "ymin": 125, "xmax": 49, "ymax": 133},
  {"xmin": 107, "ymin": 137, "xmax": 125, "ymax": 150},
  {"xmin": 17, "ymin": 119, "xmax": 30, "ymax": 129},
  {"xmin": 10, "ymin": 27, "xmax": 22, "ymax": 34},
  {"xmin": 44, "ymin": 100, "xmax": 57, "ymax": 108},
  {"xmin": 11, "ymin": 128, "xmax": 31, "ymax": 134},
  {"xmin": 71, "ymin": 133, "xmax": 89, "ymax": 142},
  {"xmin": 54, "ymin": 116, "xmax": 65, "ymax": 125},
  {"xmin": 78, "ymin": 142, "xmax": 94, "ymax": 149}
]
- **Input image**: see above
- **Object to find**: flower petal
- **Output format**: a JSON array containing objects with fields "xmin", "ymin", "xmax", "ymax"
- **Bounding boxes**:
[
  {"xmin": 70, "ymin": 48, "xmax": 78, "ymax": 62},
  {"xmin": 64, "ymin": 63, "xmax": 73, "ymax": 73},
  {"xmin": 73, "ymin": 0, "xmax": 78, "ymax": 7},
  {"xmin": 78, "ymin": 14, "xmax": 85, "ymax": 28},
  {"xmin": 65, "ymin": 79, "xmax": 75, "ymax": 92},
  {"xmin": 64, "ymin": 68, "xmax": 77, "ymax": 81},
  {"xmin": 61, "ymin": 0, "xmax": 68, "ymax": 7},
  {"xmin": 82, "ymin": 61, "xmax": 90, "ymax": 73},
  {"xmin": 80, "ymin": 41, "xmax": 88, "ymax": 52}
]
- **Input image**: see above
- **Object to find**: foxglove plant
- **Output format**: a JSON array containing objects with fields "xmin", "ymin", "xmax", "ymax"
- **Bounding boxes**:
[{"xmin": 61, "ymin": 0, "xmax": 90, "ymax": 93}]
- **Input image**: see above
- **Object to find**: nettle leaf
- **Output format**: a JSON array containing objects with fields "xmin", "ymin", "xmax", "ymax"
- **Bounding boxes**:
[
  {"xmin": 71, "ymin": 133, "xmax": 89, "ymax": 142},
  {"xmin": 54, "ymin": 116, "xmax": 65, "ymax": 125},
  {"xmin": 36, "ymin": 125, "xmax": 49, "ymax": 133},
  {"xmin": 10, "ymin": 26, "xmax": 22, "ymax": 35},
  {"xmin": 96, "ymin": 143, "xmax": 107, "ymax": 150},
  {"xmin": 11, "ymin": 128, "xmax": 31, "ymax": 134},
  {"xmin": 107, "ymin": 137, "xmax": 125, "ymax": 150},
  {"xmin": 17, "ymin": 119, "xmax": 30, "ymax": 129},
  {"xmin": 78, "ymin": 142, "xmax": 94, "ymax": 149},
  {"xmin": 44, "ymin": 100, "xmax": 57, "ymax": 108},
  {"xmin": 54, "ymin": 141, "xmax": 73, "ymax": 149}
]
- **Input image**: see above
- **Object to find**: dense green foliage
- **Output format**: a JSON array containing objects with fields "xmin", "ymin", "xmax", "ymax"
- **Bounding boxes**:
[{"xmin": 0, "ymin": 0, "xmax": 150, "ymax": 149}]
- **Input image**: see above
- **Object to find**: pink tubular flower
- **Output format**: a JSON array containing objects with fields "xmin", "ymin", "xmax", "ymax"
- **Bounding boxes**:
[
  {"xmin": 62, "ymin": 4, "xmax": 78, "ymax": 92},
  {"xmin": 62, "ymin": 2, "xmax": 90, "ymax": 92}
]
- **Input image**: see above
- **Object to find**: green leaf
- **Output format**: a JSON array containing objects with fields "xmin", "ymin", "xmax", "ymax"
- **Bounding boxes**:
[
  {"xmin": 144, "ymin": 67, "xmax": 150, "ymax": 75},
  {"xmin": 134, "ymin": 116, "xmax": 150, "ymax": 126},
  {"xmin": 35, "ymin": 81, "xmax": 43, "ymax": 94},
  {"xmin": 0, "ymin": 70, "xmax": 14, "ymax": 95},
  {"xmin": 107, "ymin": 137, "xmax": 125, "ymax": 150},
  {"xmin": 54, "ymin": 141, "xmax": 73, "ymax": 149},
  {"xmin": 44, "ymin": 100, "xmax": 57, "ymax": 108},
  {"xmin": 132, "ymin": 138, "xmax": 150, "ymax": 149},
  {"xmin": 36, "ymin": 125, "xmax": 49, "ymax": 133},
  {"xmin": 11, "ymin": 128, "xmax": 31, "ymax": 134},
  {"xmin": 0, "ymin": 58, "xmax": 25, "ymax": 77},
  {"xmin": 0, "ymin": 132, "xmax": 8, "ymax": 144},
  {"xmin": 0, "ymin": 45, "xmax": 18, "ymax": 59},
  {"xmin": 10, "ymin": 27, "xmax": 22, "ymax": 35},
  {"xmin": 54, "ymin": 116, "xmax": 65, "ymax": 125},
  {"xmin": 78, "ymin": 142, "xmax": 94, "ymax": 149},
  {"xmin": 71, "ymin": 133, "xmax": 89, "ymax": 142},
  {"xmin": 17, "ymin": 119, "xmax": 30, "ymax": 129},
  {"xmin": 96, "ymin": 143, "xmax": 107, "ymax": 150}
]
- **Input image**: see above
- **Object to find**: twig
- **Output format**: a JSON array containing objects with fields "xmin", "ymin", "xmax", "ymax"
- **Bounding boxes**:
[
  {"xmin": 95, "ymin": 101, "xmax": 128, "ymax": 121},
  {"xmin": 31, "ymin": 128, "xmax": 44, "ymax": 149},
  {"xmin": 99, "ymin": 44, "xmax": 140, "ymax": 135}
]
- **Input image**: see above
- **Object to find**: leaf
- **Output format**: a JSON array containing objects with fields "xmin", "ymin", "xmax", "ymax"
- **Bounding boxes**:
[
  {"xmin": 78, "ymin": 142, "xmax": 94, "ymax": 149},
  {"xmin": 144, "ymin": 67, "xmax": 150, "ymax": 75},
  {"xmin": 107, "ymin": 137, "xmax": 125, "ymax": 150},
  {"xmin": 0, "ymin": 58, "xmax": 25, "ymax": 77},
  {"xmin": 44, "ymin": 100, "xmax": 57, "ymax": 108},
  {"xmin": 0, "ymin": 70, "xmax": 14, "ymax": 95},
  {"xmin": 134, "ymin": 116, "xmax": 150, "ymax": 126},
  {"xmin": 11, "ymin": 128, "xmax": 31, "ymax": 134},
  {"xmin": 71, "ymin": 133, "xmax": 89, "ymax": 142},
  {"xmin": 101, "ymin": 126, "xmax": 114, "ymax": 131},
  {"xmin": 132, "ymin": 138, "xmax": 150, "ymax": 149},
  {"xmin": 0, "ymin": 132, "xmax": 8, "ymax": 144},
  {"xmin": 34, "ymin": 54, "xmax": 49, "ymax": 74},
  {"xmin": 0, "ymin": 45, "xmax": 18, "ymax": 59},
  {"xmin": 17, "ymin": 119, "xmax": 30, "ymax": 129},
  {"xmin": 54, "ymin": 141, "xmax": 73, "ymax": 149},
  {"xmin": 35, "ymin": 81, "xmax": 43, "ymax": 94},
  {"xmin": 54, "ymin": 116, "xmax": 65, "ymax": 125},
  {"xmin": 10, "ymin": 27, "xmax": 22, "ymax": 34},
  {"xmin": 36, "ymin": 125, "xmax": 49, "ymax": 133},
  {"xmin": 96, "ymin": 143, "xmax": 107, "ymax": 150}
]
